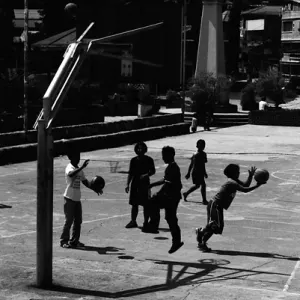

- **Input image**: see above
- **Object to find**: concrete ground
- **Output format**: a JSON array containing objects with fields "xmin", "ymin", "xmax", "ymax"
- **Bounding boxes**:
[{"xmin": 1, "ymin": 124, "xmax": 300, "ymax": 300}]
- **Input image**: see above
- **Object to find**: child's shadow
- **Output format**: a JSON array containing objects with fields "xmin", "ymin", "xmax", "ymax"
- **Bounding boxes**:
[
  {"xmin": 76, "ymin": 246, "xmax": 125, "ymax": 255},
  {"xmin": 0, "ymin": 204, "xmax": 12, "ymax": 209}
]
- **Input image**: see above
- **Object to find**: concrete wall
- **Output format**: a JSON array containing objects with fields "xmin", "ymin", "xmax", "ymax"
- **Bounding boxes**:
[
  {"xmin": 249, "ymin": 109, "xmax": 300, "ymax": 126},
  {"xmin": 0, "ymin": 113, "xmax": 183, "ymax": 147},
  {"xmin": 0, "ymin": 122, "xmax": 190, "ymax": 166}
]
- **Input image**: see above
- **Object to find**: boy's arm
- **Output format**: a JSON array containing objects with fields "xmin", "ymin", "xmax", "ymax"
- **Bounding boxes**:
[
  {"xmin": 149, "ymin": 178, "xmax": 165, "ymax": 188},
  {"xmin": 236, "ymin": 182, "xmax": 263, "ymax": 193},
  {"xmin": 148, "ymin": 158, "xmax": 156, "ymax": 177},
  {"xmin": 237, "ymin": 166, "xmax": 256, "ymax": 187},
  {"xmin": 185, "ymin": 156, "xmax": 194, "ymax": 177},
  {"xmin": 68, "ymin": 160, "xmax": 89, "ymax": 178},
  {"xmin": 140, "ymin": 158, "xmax": 156, "ymax": 179}
]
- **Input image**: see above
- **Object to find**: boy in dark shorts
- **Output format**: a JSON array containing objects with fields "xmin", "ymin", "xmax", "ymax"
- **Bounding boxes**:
[
  {"xmin": 149, "ymin": 146, "xmax": 184, "ymax": 254},
  {"xmin": 125, "ymin": 142, "xmax": 156, "ymax": 229},
  {"xmin": 183, "ymin": 139, "xmax": 208, "ymax": 204},
  {"xmin": 195, "ymin": 164, "xmax": 265, "ymax": 252}
]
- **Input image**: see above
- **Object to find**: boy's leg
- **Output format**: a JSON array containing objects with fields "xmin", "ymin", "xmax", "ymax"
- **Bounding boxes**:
[
  {"xmin": 147, "ymin": 202, "xmax": 160, "ymax": 233},
  {"xmin": 201, "ymin": 182, "xmax": 208, "ymax": 205},
  {"xmin": 69, "ymin": 201, "xmax": 82, "ymax": 246},
  {"xmin": 126, "ymin": 205, "xmax": 139, "ymax": 228},
  {"xmin": 60, "ymin": 198, "xmax": 75, "ymax": 246},
  {"xmin": 183, "ymin": 184, "xmax": 200, "ymax": 201},
  {"xmin": 165, "ymin": 202, "xmax": 184, "ymax": 253},
  {"xmin": 143, "ymin": 203, "xmax": 150, "ymax": 229}
]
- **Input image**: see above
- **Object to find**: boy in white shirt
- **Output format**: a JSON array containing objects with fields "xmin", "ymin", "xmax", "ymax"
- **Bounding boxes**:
[{"xmin": 60, "ymin": 150, "xmax": 101, "ymax": 248}]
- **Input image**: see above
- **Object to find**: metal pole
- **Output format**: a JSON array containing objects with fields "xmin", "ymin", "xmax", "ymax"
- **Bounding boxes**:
[
  {"xmin": 36, "ymin": 83, "xmax": 53, "ymax": 288},
  {"xmin": 36, "ymin": 120, "xmax": 52, "ymax": 287},
  {"xmin": 181, "ymin": 0, "xmax": 187, "ymax": 119},
  {"xmin": 180, "ymin": 3, "xmax": 184, "ymax": 87},
  {"xmin": 24, "ymin": 0, "xmax": 29, "ymax": 132}
]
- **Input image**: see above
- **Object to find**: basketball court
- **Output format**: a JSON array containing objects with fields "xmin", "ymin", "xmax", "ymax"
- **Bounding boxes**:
[{"xmin": 0, "ymin": 124, "xmax": 300, "ymax": 300}]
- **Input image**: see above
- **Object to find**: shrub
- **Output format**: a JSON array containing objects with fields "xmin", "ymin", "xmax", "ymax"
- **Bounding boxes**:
[
  {"xmin": 254, "ymin": 70, "xmax": 285, "ymax": 108},
  {"xmin": 240, "ymin": 82, "xmax": 258, "ymax": 111},
  {"xmin": 188, "ymin": 72, "xmax": 233, "ymax": 105}
]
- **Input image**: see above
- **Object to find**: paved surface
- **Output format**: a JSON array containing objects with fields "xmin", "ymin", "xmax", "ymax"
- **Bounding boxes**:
[{"xmin": 1, "ymin": 124, "xmax": 300, "ymax": 300}]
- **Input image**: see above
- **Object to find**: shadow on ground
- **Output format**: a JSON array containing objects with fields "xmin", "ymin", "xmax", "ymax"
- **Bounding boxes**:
[
  {"xmin": 0, "ymin": 204, "xmax": 12, "ymax": 209},
  {"xmin": 73, "ymin": 246, "xmax": 125, "ymax": 255},
  {"xmin": 212, "ymin": 249, "xmax": 300, "ymax": 261},
  {"xmin": 36, "ymin": 257, "xmax": 290, "ymax": 298}
]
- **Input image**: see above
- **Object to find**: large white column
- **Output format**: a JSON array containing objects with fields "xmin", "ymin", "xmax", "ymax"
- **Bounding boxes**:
[{"xmin": 195, "ymin": 0, "xmax": 225, "ymax": 78}]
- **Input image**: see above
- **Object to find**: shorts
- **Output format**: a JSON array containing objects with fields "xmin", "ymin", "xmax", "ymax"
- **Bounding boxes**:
[
  {"xmin": 192, "ymin": 174, "xmax": 206, "ymax": 185},
  {"xmin": 207, "ymin": 200, "xmax": 224, "ymax": 234}
]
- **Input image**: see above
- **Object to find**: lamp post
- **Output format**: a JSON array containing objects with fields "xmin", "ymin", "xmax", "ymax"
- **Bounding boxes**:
[
  {"xmin": 180, "ymin": 0, "xmax": 187, "ymax": 119},
  {"xmin": 24, "ymin": 0, "xmax": 29, "ymax": 132}
]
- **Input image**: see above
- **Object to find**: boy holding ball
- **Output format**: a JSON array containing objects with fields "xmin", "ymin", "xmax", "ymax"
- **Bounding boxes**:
[{"xmin": 195, "ymin": 164, "xmax": 267, "ymax": 252}]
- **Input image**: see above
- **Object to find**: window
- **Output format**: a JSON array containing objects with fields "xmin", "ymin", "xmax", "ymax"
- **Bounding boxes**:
[{"xmin": 283, "ymin": 21, "xmax": 293, "ymax": 32}]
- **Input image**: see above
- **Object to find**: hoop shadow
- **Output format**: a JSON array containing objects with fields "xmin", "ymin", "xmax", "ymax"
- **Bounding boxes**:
[
  {"xmin": 48, "ymin": 257, "xmax": 289, "ymax": 298},
  {"xmin": 212, "ymin": 249, "xmax": 300, "ymax": 261},
  {"xmin": 74, "ymin": 245, "xmax": 125, "ymax": 255},
  {"xmin": 0, "ymin": 203, "xmax": 12, "ymax": 209}
]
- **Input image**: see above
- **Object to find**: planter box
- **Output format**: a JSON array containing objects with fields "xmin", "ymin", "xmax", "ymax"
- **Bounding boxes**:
[
  {"xmin": 138, "ymin": 104, "xmax": 153, "ymax": 117},
  {"xmin": 249, "ymin": 109, "xmax": 300, "ymax": 126}
]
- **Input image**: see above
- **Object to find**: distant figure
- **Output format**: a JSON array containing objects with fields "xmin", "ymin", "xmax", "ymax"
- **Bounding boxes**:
[
  {"xmin": 183, "ymin": 139, "xmax": 208, "ymax": 204},
  {"xmin": 259, "ymin": 97, "xmax": 268, "ymax": 110}
]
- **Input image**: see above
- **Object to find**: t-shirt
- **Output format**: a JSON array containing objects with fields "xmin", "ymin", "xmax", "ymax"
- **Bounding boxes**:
[
  {"xmin": 128, "ymin": 155, "xmax": 155, "ymax": 185},
  {"xmin": 213, "ymin": 179, "xmax": 240, "ymax": 210},
  {"xmin": 161, "ymin": 161, "xmax": 182, "ymax": 200},
  {"xmin": 191, "ymin": 151, "xmax": 207, "ymax": 176},
  {"xmin": 63, "ymin": 163, "xmax": 86, "ymax": 201}
]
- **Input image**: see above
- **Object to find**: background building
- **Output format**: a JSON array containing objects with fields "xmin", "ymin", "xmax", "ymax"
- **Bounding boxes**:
[{"xmin": 280, "ymin": 0, "xmax": 300, "ymax": 80}]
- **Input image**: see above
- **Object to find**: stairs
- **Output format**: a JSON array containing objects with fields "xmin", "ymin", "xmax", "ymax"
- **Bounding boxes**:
[{"xmin": 184, "ymin": 112, "xmax": 249, "ymax": 127}]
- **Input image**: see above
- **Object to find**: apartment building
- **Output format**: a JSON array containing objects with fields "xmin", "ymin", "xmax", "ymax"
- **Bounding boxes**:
[{"xmin": 280, "ymin": 0, "xmax": 300, "ymax": 79}]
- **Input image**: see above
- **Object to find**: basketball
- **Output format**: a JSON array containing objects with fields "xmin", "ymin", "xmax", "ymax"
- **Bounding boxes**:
[
  {"xmin": 254, "ymin": 169, "xmax": 269, "ymax": 184},
  {"xmin": 64, "ymin": 3, "xmax": 77, "ymax": 16},
  {"xmin": 90, "ymin": 175, "xmax": 105, "ymax": 192}
]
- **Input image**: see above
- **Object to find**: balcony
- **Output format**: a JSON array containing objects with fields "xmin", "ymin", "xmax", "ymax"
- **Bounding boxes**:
[
  {"xmin": 282, "ymin": 10, "xmax": 300, "ymax": 20},
  {"xmin": 282, "ymin": 32, "xmax": 300, "ymax": 42}
]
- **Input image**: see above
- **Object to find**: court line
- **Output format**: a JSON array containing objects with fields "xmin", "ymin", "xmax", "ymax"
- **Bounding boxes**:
[
  {"xmin": 283, "ymin": 260, "xmax": 300, "ymax": 292},
  {"xmin": 0, "ymin": 169, "xmax": 36, "ymax": 177},
  {"xmin": 0, "ymin": 213, "xmax": 130, "ymax": 239}
]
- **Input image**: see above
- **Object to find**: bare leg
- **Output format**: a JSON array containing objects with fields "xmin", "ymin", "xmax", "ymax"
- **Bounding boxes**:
[
  {"xmin": 201, "ymin": 182, "xmax": 208, "ymax": 204},
  {"xmin": 183, "ymin": 184, "xmax": 200, "ymax": 201}
]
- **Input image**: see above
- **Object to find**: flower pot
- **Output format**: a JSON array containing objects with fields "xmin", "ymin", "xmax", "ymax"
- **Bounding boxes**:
[{"xmin": 138, "ymin": 103, "xmax": 153, "ymax": 117}]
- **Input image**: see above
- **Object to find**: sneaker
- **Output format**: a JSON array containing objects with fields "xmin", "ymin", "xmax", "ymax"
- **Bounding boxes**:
[
  {"xmin": 125, "ymin": 220, "xmax": 138, "ymax": 228},
  {"xmin": 61, "ymin": 243, "xmax": 71, "ymax": 249},
  {"xmin": 168, "ymin": 241, "xmax": 184, "ymax": 254},
  {"xmin": 195, "ymin": 227, "xmax": 203, "ymax": 243},
  {"xmin": 183, "ymin": 192, "xmax": 188, "ymax": 202},
  {"xmin": 69, "ymin": 241, "xmax": 85, "ymax": 248},
  {"xmin": 198, "ymin": 243, "xmax": 211, "ymax": 252},
  {"xmin": 142, "ymin": 225, "xmax": 159, "ymax": 234}
]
